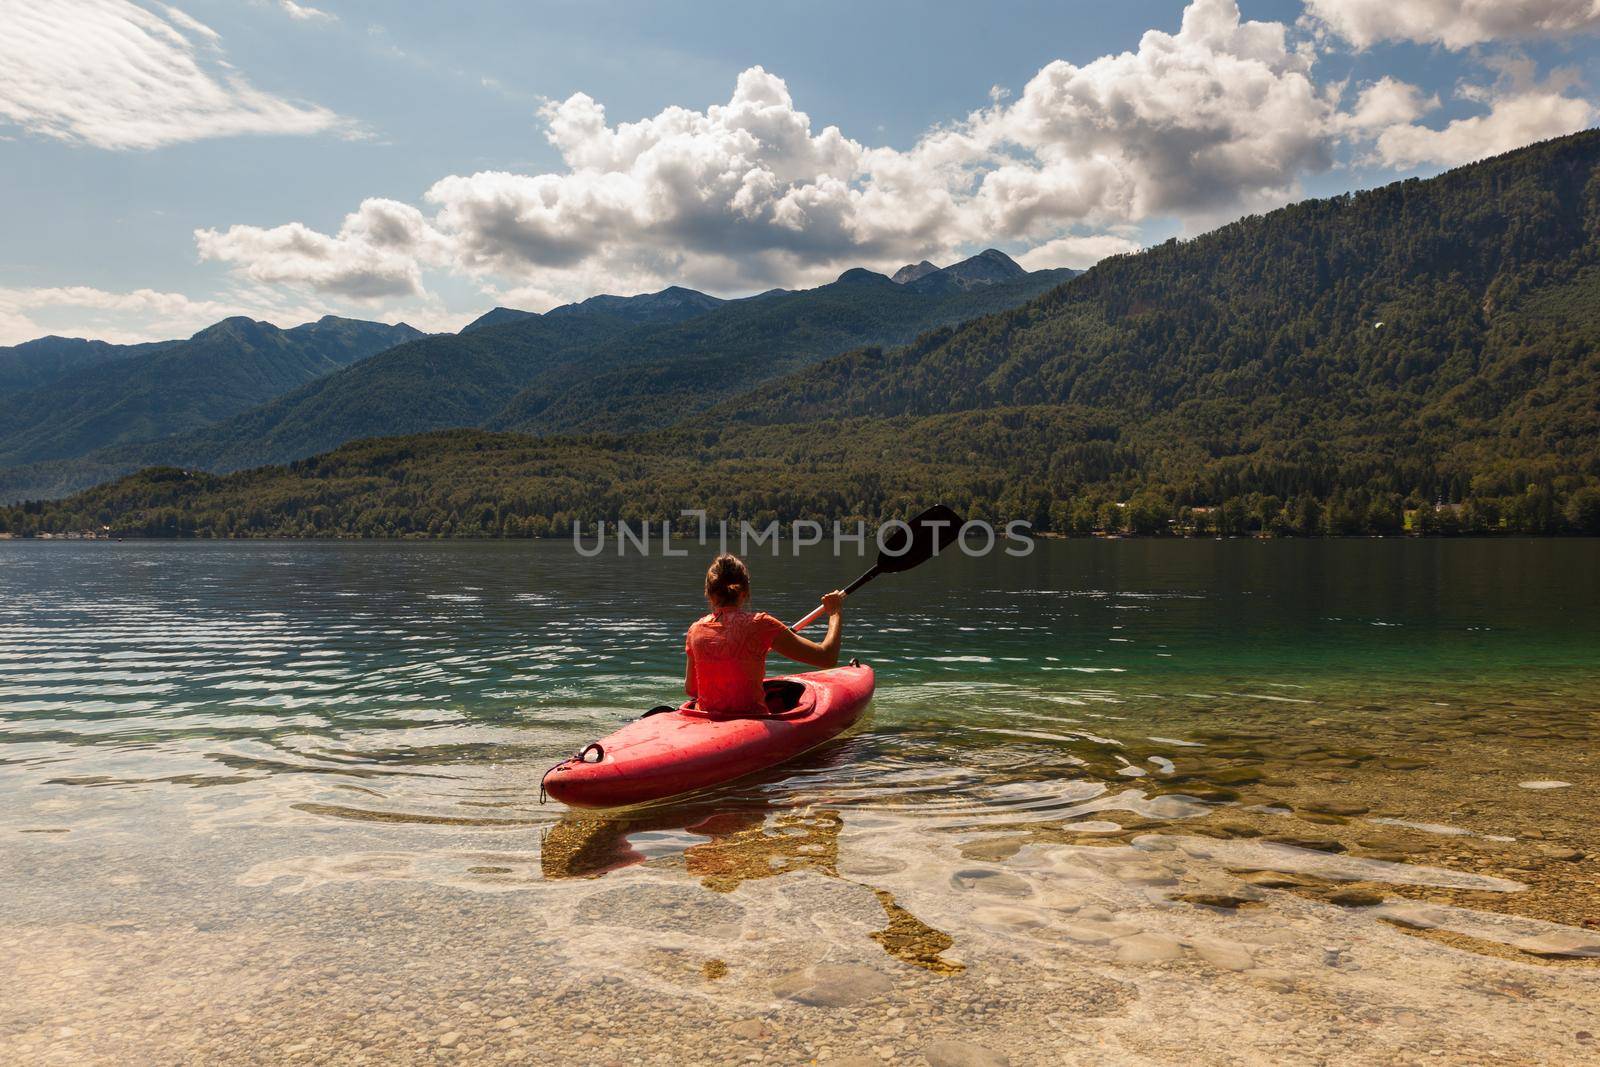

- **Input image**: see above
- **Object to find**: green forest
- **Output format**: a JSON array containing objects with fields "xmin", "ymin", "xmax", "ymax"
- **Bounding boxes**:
[{"xmin": 6, "ymin": 131, "xmax": 1600, "ymax": 539}]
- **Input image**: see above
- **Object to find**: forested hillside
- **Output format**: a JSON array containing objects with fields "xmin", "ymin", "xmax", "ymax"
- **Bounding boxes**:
[
  {"xmin": 725, "ymin": 131, "xmax": 1600, "ymax": 486},
  {"xmin": 0, "ymin": 308, "xmax": 645, "ymax": 501},
  {"xmin": 7, "ymin": 131, "xmax": 1600, "ymax": 539},
  {"xmin": 0, "ymin": 316, "xmax": 421, "ymax": 469},
  {"xmin": 0, "ymin": 335, "xmax": 172, "ymax": 397},
  {"xmin": 0, "ymin": 256, "xmax": 1071, "ymax": 500},
  {"xmin": 486, "ymin": 257, "xmax": 1075, "ymax": 435}
]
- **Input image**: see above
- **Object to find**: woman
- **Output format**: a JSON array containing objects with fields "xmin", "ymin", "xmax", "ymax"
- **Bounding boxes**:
[{"xmin": 685, "ymin": 553, "xmax": 846, "ymax": 714}]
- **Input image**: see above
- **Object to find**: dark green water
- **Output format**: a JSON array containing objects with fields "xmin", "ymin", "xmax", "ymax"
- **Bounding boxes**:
[{"xmin": 1, "ymin": 538, "xmax": 1596, "ymax": 814}]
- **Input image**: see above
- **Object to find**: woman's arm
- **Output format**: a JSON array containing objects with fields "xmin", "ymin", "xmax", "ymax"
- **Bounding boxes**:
[
  {"xmin": 770, "ymin": 591, "xmax": 846, "ymax": 669},
  {"xmin": 684, "ymin": 650, "xmax": 697, "ymax": 696}
]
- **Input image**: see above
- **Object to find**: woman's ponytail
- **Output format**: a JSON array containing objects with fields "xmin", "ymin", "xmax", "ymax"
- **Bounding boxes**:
[{"xmin": 704, "ymin": 553, "xmax": 751, "ymax": 609}]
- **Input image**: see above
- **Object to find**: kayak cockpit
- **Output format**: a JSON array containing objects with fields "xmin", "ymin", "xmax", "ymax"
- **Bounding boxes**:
[
  {"xmin": 762, "ymin": 678, "xmax": 808, "ymax": 715},
  {"xmin": 678, "ymin": 678, "xmax": 815, "ymax": 721}
]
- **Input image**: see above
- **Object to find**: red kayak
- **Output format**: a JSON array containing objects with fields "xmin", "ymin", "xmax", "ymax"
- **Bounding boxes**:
[{"xmin": 541, "ymin": 663, "xmax": 874, "ymax": 808}]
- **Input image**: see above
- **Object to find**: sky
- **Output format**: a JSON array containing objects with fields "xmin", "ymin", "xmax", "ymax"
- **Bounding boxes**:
[{"xmin": 0, "ymin": 0, "xmax": 1597, "ymax": 345}]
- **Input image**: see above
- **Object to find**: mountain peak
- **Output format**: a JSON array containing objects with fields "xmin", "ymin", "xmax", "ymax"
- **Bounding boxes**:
[
  {"xmin": 833, "ymin": 267, "xmax": 894, "ymax": 286},
  {"xmin": 463, "ymin": 287, "xmax": 724, "ymax": 334},
  {"xmin": 562, "ymin": 286, "xmax": 724, "ymax": 323},
  {"xmin": 12, "ymin": 334, "xmax": 82, "ymax": 347},
  {"xmin": 193, "ymin": 316, "xmax": 276, "ymax": 341},
  {"xmin": 891, "ymin": 260, "xmax": 940, "ymax": 284},
  {"xmin": 904, "ymin": 248, "xmax": 1027, "ymax": 294},
  {"xmin": 461, "ymin": 307, "xmax": 537, "ymax": 333},
  {"xmin": 978, "ymin": 248, "xmax": 1022, "ymax": 269},
  {"xmin": 290, "ymin": 316, "xmax": 426, "ymax": 343}
]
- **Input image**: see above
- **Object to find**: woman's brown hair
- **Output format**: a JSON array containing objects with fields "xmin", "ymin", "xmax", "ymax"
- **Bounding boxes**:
[{"xmin": 704, "ymin": 553, "xmax": 751, "ymax": 609}]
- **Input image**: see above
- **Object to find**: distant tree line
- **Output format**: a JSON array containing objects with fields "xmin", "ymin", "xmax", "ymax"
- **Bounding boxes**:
[{"xmin": 2, "ymin": 427, "xmax": 1595, "ymax": 539}]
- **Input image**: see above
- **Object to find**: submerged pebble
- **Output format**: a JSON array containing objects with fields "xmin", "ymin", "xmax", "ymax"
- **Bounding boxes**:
[
  {"xmin": 771, "ymin": 964, "xmax": 892, "ymax": 1008},
  {"xmin": 924, "ymin": 1040, "xmax": 1010, "ymax": 1067},
  {"xmin": 1113, "ymin": 932, "xmax": 1184, "ymax": 964},
  {"xmin": 1512, "ymin": 932, "xmax": 1600, "ymax": 958},
  {"xmin": 1190, "ymin": 937, "xmax": 1255, "ymax": 972}
]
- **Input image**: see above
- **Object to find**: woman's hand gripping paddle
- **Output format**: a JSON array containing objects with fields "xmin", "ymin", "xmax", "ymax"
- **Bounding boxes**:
[{"xmin": 791, "ymin": 504, "xmax": 965, "ymax": 630}]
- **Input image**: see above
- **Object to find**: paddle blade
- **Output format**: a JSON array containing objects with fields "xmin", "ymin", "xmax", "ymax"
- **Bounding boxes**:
[{"xmin": 875, "ymin": 504, "xmax": 965, "ymax": 574}]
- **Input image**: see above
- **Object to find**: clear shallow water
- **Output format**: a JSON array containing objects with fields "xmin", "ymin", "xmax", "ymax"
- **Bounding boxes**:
[{"xmin": 3, "ymin": 539, "xmax": 1599, "ymax": 1065}]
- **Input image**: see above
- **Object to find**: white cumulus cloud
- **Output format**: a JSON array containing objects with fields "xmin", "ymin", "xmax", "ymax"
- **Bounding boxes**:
[
  {"xmin": 1016, "ymin": 234, "xmax": 1143, "ymax": 271},
  {"xmin": 194, "ymin": 1, "xmax": 1357, "ymax": 306},
  {"xmin": 1372, "ymin": 78, "xmax": 1596, "ymax": 169},
  {"xmin": 196, "ymin": 199, "xmax": 449, "ymax": 299},
  {"xmin": 0, "ymin": 0, "xmax": 347, "ymax": 150},
  {"xmin": 960, "ymin": 0, "xmax": 1336, "ymax": 229},
  {"xmin": 1303, "ymin": 0, "xmax": 1600, "ymax": 50},
  {"xmin": 1341, "ymin": 77, "xmax": 1441, "ymax": 131}
]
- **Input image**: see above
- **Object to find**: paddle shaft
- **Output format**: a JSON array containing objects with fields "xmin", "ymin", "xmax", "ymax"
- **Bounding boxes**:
[
  {"xmin": 786, "ymin": 505, "xmax": 965, "ymax": 631},
  {"xmin": 790, "ymin": 563, "xmax": 880, "ymax": 631}
]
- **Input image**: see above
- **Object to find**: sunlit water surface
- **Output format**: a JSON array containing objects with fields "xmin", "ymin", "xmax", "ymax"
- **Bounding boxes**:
[{"xmin": 3, "ymin": 539, "xmax": 1598, "ymax": 1065}]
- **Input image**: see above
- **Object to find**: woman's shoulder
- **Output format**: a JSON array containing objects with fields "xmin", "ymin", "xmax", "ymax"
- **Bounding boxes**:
[{"xmin": 690, "ymin": 609, "xmax": 782, "ymax": 632}]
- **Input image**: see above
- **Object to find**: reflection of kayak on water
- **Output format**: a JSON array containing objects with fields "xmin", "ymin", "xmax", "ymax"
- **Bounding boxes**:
[
  {"xmin": 538, "ymin": 803, "xmax": 962, "ymax": 973},
  {"xmin": 538, "ymin": 801, "xmax": 839, "ymax": 885},
  {"xmin": 541, "ymin": 663, "xmax": 874, "ymax": 808}
]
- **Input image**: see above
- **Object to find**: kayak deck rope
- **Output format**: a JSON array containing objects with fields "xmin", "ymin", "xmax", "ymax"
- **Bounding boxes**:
[{"xmin": 538, "ymin": 742, "xmax": 604, "ymax": 804}]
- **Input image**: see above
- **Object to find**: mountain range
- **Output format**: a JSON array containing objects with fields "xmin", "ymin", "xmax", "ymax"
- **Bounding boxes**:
[
  {"xmin": 0, "ymin": 250, "xmax": 1072, "ymax": 501},
  {"xmin": 0, "ymin": 317, "xmax": 423, "ymax": 471},
  {"xmin": 8, "ymin": 130, "xmax": 1600, "ymax": 537},
  {"xmin": 0, "ymin": 336, "xmax": 172, "ymax": 397}
]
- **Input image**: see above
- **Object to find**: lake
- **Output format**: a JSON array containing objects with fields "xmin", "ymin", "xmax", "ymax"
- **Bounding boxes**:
[{"xmin": 3, "ymin": 538, "xmax": 1598, "ymax": 1064}]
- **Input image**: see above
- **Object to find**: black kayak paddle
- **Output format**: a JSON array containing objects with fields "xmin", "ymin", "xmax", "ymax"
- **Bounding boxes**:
[{"xmin": 791, "ymin": 504, "xmax": 965, "ymax": 630}]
